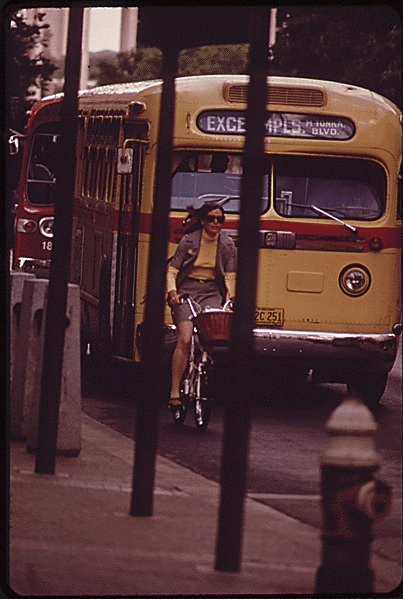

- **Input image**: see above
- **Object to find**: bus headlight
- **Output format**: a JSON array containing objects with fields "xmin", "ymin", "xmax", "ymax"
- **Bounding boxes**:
[
  {"xmin": 39, "ymin": 217, "xmax": 54, "ymax": 238},
  {"xmin": 339, "ymin": 265, "xmax": 371, "ymax": 296},
  {"xmin": 17, "ymin": 219, "xmax": 37, "ymax": 233}
]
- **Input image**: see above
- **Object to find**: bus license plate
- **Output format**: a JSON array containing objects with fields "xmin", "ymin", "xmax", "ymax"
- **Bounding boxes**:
[{"xmin": 255, "ymin": 308, "xmax": 284, "ymax": 327}]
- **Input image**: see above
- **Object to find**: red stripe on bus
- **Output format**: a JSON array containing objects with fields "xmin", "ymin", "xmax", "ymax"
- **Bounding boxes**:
[
  {"xmin": 161, "ymin": 217, "xmax": 401, "ymax": 251},
  {"xmin": 81, "ymin": 206, "xmax": 401, "ymax": 252}
]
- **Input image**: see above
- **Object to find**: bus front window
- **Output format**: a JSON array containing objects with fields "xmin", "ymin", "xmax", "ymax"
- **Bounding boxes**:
[
  {"xmin": 27, "ymin": 132, "xmax": 60, "ymax": 205},
  {"xmin": 274, "ymin": 156, "xmax": 385, "ymax": 220},
  {"xmin": 171, "ymin": 152, "xmax": 269, "ymax": 214}
]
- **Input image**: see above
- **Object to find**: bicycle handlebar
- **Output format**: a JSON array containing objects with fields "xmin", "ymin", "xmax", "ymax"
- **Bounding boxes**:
[
  {"xmin": 179, "ymin": 293, "xmax": 200, "ymax": 318},
  {"xmin": 179, "ymin": 293, "xmax": 234, "ymax": 318},
  {"xmin": 223, "ymin": 299, "xmax": 234, "ymax": 311}
]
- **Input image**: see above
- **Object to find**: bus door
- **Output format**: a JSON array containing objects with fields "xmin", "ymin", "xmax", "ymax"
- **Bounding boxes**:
[{"xmin": 112, "ymin": 131, "xmax": 146, "ymax": 358}]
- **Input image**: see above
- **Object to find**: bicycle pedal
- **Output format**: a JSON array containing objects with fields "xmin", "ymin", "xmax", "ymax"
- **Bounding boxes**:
[{"xmin": 170, "ymin": 403, "xmax": 184, "ymax": 422}]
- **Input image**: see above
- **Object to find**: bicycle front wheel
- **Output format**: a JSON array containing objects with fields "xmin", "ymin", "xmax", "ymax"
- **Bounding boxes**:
[{"xmin": 194, "ymin": 367, "xmax": 212, "ymax": 431}]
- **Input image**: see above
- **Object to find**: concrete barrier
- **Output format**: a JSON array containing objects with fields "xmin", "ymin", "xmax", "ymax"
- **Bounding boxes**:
[
  {"xmin": 26, "ymin": 283, "xmax": 82, "ymax": 456},
  {"xmin": 10, "ymin": 278, "xmax": 49, "ymax": 440},
  {"xmin": 10, "ymin": 272, "xmax": 35, "ymax": 383}
]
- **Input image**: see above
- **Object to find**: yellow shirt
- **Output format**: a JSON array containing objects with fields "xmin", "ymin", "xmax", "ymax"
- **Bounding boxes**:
[
  {"xmin": 190, "ymin": 229, "xmax": 218, "ymax": 280},
  {"xmin": 166, "ymin": 230, "xmax": 236, "ymax": 299}
]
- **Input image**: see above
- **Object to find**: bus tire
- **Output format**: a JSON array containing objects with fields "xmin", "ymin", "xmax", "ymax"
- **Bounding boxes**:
[{"xmin": 347, "ymin": 371, "xmax": 388, "ymax": 409}]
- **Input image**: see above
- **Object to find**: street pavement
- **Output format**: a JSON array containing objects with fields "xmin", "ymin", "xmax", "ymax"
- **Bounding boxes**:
[{"xmin": 8, "ymin": 411, "xmax": 402, "ymax": 596}]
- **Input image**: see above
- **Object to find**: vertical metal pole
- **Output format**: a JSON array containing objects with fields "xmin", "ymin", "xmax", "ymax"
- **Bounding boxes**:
[
  {"xmin": 268, "ymin": 7, "xmax": 278, "ymax": 59},
  {"xmin": 130, "ymin": 49, "xmax": 178, "ymax": 516},
  {"xmin": 35, "ymin": 6, "xmax": 83, "ymax": 474},
  {"xmin": 215, "ymin": 6, "xmax": 269, "ymax": 572}
]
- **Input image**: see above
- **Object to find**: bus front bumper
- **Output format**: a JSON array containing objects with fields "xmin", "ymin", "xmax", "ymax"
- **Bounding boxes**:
[
  {"xmin": 163, "ymin": 325, "xmax": 399, "ymax": 373},
  {"xmin": 252, "ymin": 328, "xmax": 398, "ymax": 368},
  {"xmin": 17, "ymin": 257, "xmax": 51, "ymax": 272}
]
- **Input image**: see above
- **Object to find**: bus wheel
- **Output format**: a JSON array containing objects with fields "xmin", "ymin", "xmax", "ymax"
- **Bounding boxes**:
[{"xmin": 347, "ymin": 372, "xmax": 388, "ymax": 409}]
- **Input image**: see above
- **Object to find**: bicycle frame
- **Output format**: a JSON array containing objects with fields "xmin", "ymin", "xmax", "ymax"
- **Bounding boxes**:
[{"xmin": 175, "ymin": 294, "xmax": 214, "ymax": 430}]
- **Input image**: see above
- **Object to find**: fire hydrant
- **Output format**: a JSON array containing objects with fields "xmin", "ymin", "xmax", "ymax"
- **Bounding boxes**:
[{"xmin": 315, "ymin": 397, "xmax": 392, "ymax": 594}]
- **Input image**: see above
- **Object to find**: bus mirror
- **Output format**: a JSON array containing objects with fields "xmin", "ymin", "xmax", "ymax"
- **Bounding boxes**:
[
  {"xmin": 117, "ymin": 147, "xmax": 133, "ymax": 174},
  {"xmin": 9, "ymin": 134, "xmax": 20, "ymax": 156}
]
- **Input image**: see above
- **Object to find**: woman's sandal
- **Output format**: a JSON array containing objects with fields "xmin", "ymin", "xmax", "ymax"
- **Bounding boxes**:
[
  {"xmin": 168, "ymin": 398, "xmax": 184, "ymax": 422},
  {"xmin": 168, "ymin": 398, "xmax": 182, "ymax": 409}
]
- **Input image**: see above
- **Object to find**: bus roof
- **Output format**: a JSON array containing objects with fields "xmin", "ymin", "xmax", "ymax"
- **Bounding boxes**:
[{"xmin": 36, "ymin": 75, "xmax": 400, "ymax": 118}]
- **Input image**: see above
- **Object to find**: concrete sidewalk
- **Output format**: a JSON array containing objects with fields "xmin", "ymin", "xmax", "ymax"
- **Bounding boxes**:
[{"xmin": 8, "ymin": 412, "xmax": 402, "ymax": 596}]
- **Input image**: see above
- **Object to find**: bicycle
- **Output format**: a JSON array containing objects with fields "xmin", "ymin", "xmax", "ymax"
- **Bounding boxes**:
[{"xmin": 171, "ymin": 294, "xmax": 233, "ymax": 431}]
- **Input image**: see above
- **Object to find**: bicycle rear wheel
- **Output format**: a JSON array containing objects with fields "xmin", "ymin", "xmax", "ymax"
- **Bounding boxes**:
[{"xmin": 194, "ymin": 366, "xmax": 213, "ymax": 431}]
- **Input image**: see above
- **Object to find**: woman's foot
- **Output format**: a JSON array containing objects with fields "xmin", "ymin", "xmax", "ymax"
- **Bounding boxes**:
[
  {"xmin": 168, "ymin": 397, "xmax": 185, "ymax": 424},
  {"xmin": 168, "ymin": 397, "xmax": 182, "ymax": 408}
]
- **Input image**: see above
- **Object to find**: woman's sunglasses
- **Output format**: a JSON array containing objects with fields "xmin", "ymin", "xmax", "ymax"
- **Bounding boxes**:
[{"xmin": 205, "ymin": 214, "xmax": 225, "ymax": 223}]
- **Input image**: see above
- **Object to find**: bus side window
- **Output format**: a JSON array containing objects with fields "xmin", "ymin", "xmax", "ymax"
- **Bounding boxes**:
[
  {"xmin": 29, "ymin": 163, "xmax": 54, "ymax": 181},
  {"xmin": 27, "ymin": 132, "xmax": 60, "ymax": 205},
  {"xmin": 27, "ymin": 163, "xmax": 56, "ymax": 205}
]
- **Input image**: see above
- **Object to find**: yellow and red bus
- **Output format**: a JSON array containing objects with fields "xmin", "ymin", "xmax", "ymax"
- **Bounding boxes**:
[{"xmin": 15, "ymin": 75, "xmax": 402, "ymax": 406}]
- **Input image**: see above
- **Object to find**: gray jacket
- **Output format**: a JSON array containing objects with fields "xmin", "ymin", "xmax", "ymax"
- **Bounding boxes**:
[{"xmin": 170, "ymin": 229, "xmax": 236, "ymax": 303}]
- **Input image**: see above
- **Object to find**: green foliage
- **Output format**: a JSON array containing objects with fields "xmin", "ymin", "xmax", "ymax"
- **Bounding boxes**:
[
  {"xmin": 272, "ymin": 5, "xmax": 401, "ymax": 108},
  {"xmin": 91, "ymin": 6, "xmax": 401, "ymax": 109},
  {"xmin": 95, "ymin": 44, "xmax": 249, "ymax": 85},
  {"xmin": 88, "ymin": 50, "xmax": 117, "ymax": 82},
  {"xmin": 96, "ymin": 47, "xmax": 162, "ymax": 85},
  {"xmin": 7, "ymin": 11, "xmax": 57, "ymax": 131},
  {"xmin": 178, "ymin": 44, "xmax": 248, "ymax": 76}
]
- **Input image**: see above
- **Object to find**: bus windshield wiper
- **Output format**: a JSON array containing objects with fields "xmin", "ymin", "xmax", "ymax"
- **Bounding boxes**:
[
  {"xmin": 310, "ymin": 204, "xmax": 357, "ymax": 234},
  {"xmin": 198, "ymin": 194, "xmax": 240, "ymax": 206}
]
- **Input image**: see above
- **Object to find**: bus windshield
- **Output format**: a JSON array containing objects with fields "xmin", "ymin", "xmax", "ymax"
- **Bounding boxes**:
[
  {"xmin": 27, "ymin": 131, "xmax": 61, "ymax": 205},
  {"xmin": 274, "ymin": 156, "xmax": 385, "ymax": 220},
  {"xmin": 171, "ymin": 151, "xmax": 269, "ymax": 213},
  {"xmin": 171, "ymin": 153, "xmax": 385, "ymax": 220}
]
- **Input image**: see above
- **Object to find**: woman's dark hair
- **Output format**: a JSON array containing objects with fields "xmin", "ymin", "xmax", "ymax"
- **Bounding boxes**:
[
  {"xmin": 197, "ymin": 202, "xmax": 225, "ymax": 221},
  {"xmin": 182, "ymin": 202, "xmax": 225, "ymax": 233}
]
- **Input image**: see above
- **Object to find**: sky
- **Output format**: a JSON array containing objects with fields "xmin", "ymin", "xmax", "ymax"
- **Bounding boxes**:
[{"xmin": 88, "ymin": 7, "xmax": 122, "ymax": 53}]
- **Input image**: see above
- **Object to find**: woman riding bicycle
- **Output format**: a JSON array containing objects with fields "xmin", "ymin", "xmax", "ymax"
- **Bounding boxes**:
[{"xmin": 166, "ymin": 202, "xmax": 237, "ymax": 411}]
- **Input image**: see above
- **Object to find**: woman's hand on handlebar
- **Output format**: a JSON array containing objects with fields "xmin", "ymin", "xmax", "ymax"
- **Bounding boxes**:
[
  {"xmin": 223, "ymin": 297, "xmax": 235, "ymax": 311},
  {"xmin": 167, "ymin": 290, "xmax": 181, "ymax": 307}
]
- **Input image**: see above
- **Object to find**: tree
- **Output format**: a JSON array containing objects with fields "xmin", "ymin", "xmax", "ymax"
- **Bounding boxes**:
[
  {"xmin": 97, "ymin": 47, "xmax": 162, "ymax": 86},
  {"xmin": 6, "ymin": 10, "xmax": 57, "ymax": 132},
  {"xmin": 95, "ymin": 44, "xmax": 249, "ymax": 85},
  {"xmin": 93, "ymin": 6, "xmax": 401, "ymax": 109},
  {"xmin": 271, "ymin": 6, "xmax": 401, "ymax": 108},
  {"xmin": 178, "ymin": 44, "xmax": 248, "ymax": 76}
]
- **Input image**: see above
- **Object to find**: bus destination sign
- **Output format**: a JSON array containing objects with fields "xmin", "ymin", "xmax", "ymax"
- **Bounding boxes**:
[{"xmin": 196, "ymin": 110, "xmax": 355, "ymax": 140}]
